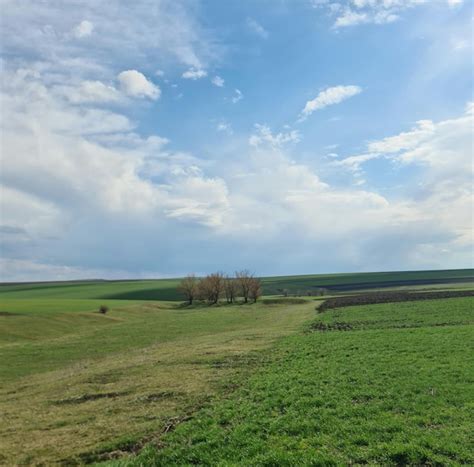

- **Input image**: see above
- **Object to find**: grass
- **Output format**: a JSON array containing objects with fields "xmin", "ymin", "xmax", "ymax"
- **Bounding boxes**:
[
  {"xmin": 1, "ymin": 275, "xmax": 473, "ymax": 464},
  {"xmin": 1, "ymin": 268, "xmax": 472, "ymax": 301},
  {"xmin": 114, "ymin": 297, "xmax": 474, "ymax": 466},
  {"xmin": 0, "ymin": 298, "xmax": 315, "ymax": 464}
]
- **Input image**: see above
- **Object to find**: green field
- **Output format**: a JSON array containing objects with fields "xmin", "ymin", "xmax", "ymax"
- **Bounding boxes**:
[
  {"xmin": 1, "ymin": 268, "xmax": 472, "ymax": 301},
  {"xmin": 1, "ymin": 271, "xmax": 473, "ymax": 465},
  {"xmin": 0, "ymin": 297, "xmax": 315, "ymax": 464},
  {"xmin": 115, "ymin": 297, "xmax": 474, "ymax": 466}
]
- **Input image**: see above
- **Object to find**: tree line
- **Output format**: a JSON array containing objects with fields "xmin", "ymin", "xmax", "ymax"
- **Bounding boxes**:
[{"xmin": 178, "ymin": 270, "xmax": 262, "ymax": 305}]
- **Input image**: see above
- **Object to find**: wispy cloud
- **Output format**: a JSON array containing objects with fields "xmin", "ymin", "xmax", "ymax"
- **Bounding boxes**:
[
  {"xmin": 231, "ymin": 89, "xmax": 243, "ymax": 103},
  {"xmin": 249, "ymin": 124, "xmax": 301, "ymax": 148},
  {"xmin": 299, "ymin": 85, "xmax": 362, "ymax": 120},
  {"xmin": 246, "ymin": 18, "xmax": 269, "ymax": 39},
  {"xmin": 312, "ymin": 0, "xmax": 457, "ymax": 29},
  {"xmin": 216, "ymin": 121, "xmax": 233, "ymax": 134}
]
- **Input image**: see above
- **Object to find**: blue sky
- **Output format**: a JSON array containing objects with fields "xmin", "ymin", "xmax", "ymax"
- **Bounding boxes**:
[{"xmin": 0, "ymin": 0, "xmax": 472, "ymax": 281}]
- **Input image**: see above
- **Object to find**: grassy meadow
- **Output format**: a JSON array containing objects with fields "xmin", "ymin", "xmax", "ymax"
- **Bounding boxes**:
[
  {"xmin": 0, "ymin": 270, "xmax": 473, "ymax": 464},
  {"xmin": 0, "ymin": 296, "xmax": 315, "ymax": 464},
  {"xmin": 115, "ymin": 297, "xmax": 474, "ymax": 466}
]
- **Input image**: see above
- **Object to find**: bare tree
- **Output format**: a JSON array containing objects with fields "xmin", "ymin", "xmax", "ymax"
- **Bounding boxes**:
[
  {"xmin": 178, "ymin": 274, "xmax": 199, "ymax": 305},
  {"xmin": 236, "ymin": 270, "xmax": 254, "ymax": 303},
  {"xmin": 249, "ymin": 277, "xmax": 262, "ymax": 303},
  {"xmin": 224, "ymin": 276, "xmax": 238, "ymax": 303},
  {"xmin": 197, "ymin": 276, "xmax": 210, "ymax": 302},
  {"xmin": 198, "ymin": 272, "xmax": 224, "ymax": 304}
]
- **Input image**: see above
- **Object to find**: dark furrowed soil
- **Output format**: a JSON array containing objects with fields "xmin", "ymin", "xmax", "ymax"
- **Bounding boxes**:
[
  {"xmin": 320, "ymin": 277, "xmax": 474, "ymax": 291},
  {"xmin": 318, "ymin": 290, "xmax": 474, "ymax": 311}
]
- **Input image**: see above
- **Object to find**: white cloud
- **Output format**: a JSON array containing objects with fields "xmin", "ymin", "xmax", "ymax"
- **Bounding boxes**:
[
  {"xmin": 2, "ymin": 0, "xmax": 215, "ymax": 72},
  {"xmin": 2, "ymin": 66, "xmax": 471, "ymax": 278},
  {"xmin": 451, "ymin": 38, "xmax": 468, "ymax": 51},
  {"xmin": 313, "ymin": 0, "xmax": 447, "ymax": 28},
  {"xmin": 246, "ymin": 18, "xmax": 269, "ymax": 39},
  {"xmin": 182, "ymin": 68, "xmax": 208, "ymax": 80},
  {"xmin": 211, "ymin": 75, "xmax": 225, "ymax": 87},
  {"xmin": 367, "ymin": 119, "xmax": 434, "ymax": 153},
  {"xmin": 231, "ymin": 89, "xmax": 243, "ymax": 104},
  {"xmin": 0, "ymin": 0, "xmax": 471, "ymax": 280},
  {"xmin": 216, "ymin": 121, "xmax": 233, "ymax": 134},
  {"xmin": 1, "ymin": 68, "xmax": 228, "ymax": 237},
  {"xmin": 249, "ymin": 124, "xmax": 301, "ymax": 148},
  {"xmin": 300, "ymin": 85, "xmax": 362, "ymax": 119},
  {"xmin": 117, "ymin": 70, "xmax": 161, "ymax": 100},
  {"xmin": 335, "ymin": 103, "xmax": 473, "ymax": 245},
  {"xmin": 333, "ymin": 152, "xmax": 380, "ymax": 176},
  {"xmin": 155, "ymin": 69, "xmax": 165, "ymax": 77},
  {"xmin": 335, "ymin": 9, "xmax": 369, "ymax": 27},
  {"xmin": 447, "ymin": 0, "xmax": 463, "ymax": 6},
  {"xmin": 73, "ymin": 20, "xmax": 93, "ymax": 38},
  {"xmin": 54, "ymin": 80, "xmax": 121, "ymax": 103}
]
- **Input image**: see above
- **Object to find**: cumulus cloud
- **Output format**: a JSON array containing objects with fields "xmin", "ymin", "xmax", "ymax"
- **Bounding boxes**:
[
  {"xmin": 300, "ymin": 85, "xmax": 362, "ymax": 119},
  {"xmin": 117, "ymin": 70, "xmax": 161, "ymax": 100},
  {"xmin": 335, "ymin": 103, "xmax": 473, "ymax": 245},
  {"xmin": 0, "ymin": 0, "xmax": 471, "ymax": 281},
  {"xmin": 1, "ymin": 68, "xmax": 229, "ymax": 253},
  {"xmin": 54, "ymin": 80, "xmax": 121, "ymax": 103},
  {"xmin": 73, "ymin": 20, "xmax": 93, "ymax": 38},
  {"xmin": 211, "ymin": 75, "xmax": 225, "ymax": 87},
  {"xmin": 182, "ymin": 68, "xmax": 208, "ymax": 80},
  {"xmin": 2, "ymin": 66, "xmax": 472, "ymax": 279}
]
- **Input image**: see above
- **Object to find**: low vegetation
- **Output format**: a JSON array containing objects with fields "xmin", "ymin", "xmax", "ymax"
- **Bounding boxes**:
[
  {"xmin": 117, "ymin": 297, "xmax": 474, "ymax": 466},
  {"xmin": 1, "ymin": 271, "xmax": 473, "ymax": 464},
  {"xmin": 0, "ymin": 295, "xmax": 313, "ymax": 464}
]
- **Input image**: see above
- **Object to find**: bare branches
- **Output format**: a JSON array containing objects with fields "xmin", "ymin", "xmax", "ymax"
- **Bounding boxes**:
[
  {"xmin": 235, "ymin": 270, "xmax": 253, "ymax": 303},
  {"xmin": 178, "ymin": 274, "xmax": 198, "ymax": 305},
  {"xmin": 177, "ymin": 270, "xmax": 262, "ymax": 305},
  {"xmin": 224, "ymin": 276, "xmax": 238, "ymax": 303},
  {"xmin": 198, "ymin": 272, "xmax": 225, "ymax": 304},
  {"xmin": 249, "ymin": 277, "xmax": 262, "ymax": 303}
]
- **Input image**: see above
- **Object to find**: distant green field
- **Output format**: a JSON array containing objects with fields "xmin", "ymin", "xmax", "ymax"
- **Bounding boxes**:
[
  {"xmin": 261, "ymin": 268, "xmax": 474, "ymax": 294},
  {"xmin": 0, "ymin": 279, "xmax": 181, "ymax": 301},
  {"xmin": 1, "ymin": 268, "xmax": 472, "ymax": 301},
  {"xmin": 119, "ymin": 297, "xmax": 474, "ymax": 466}
]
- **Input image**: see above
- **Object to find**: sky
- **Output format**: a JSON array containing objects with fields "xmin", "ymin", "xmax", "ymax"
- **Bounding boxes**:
[{"xmin": 0, "ymin": 0, "xmax": 472, "ymax": 281}]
